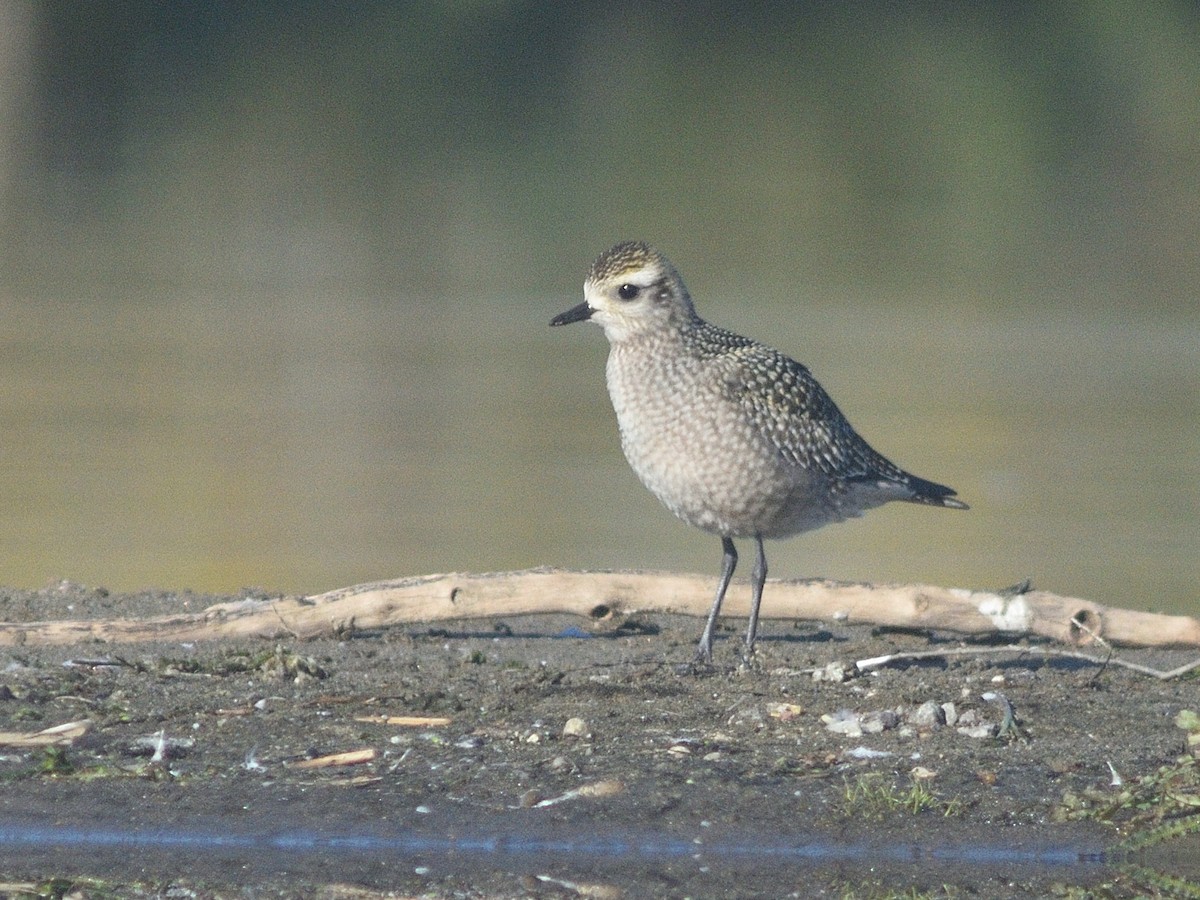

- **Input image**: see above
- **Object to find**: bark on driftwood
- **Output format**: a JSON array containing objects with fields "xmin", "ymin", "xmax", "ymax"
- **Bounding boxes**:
[{"xmin": 0, "ymin": 568, "xmax": 1197, "ymax": 649}]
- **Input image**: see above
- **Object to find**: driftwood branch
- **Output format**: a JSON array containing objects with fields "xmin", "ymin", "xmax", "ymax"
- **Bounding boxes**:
[
  {"xmin": 0, "ymin": 568, "xmax": 1197, "ymax": 649},
  {"xmin": 855, "ymin": 645, "xmax": 1200, "ymax": 681}
]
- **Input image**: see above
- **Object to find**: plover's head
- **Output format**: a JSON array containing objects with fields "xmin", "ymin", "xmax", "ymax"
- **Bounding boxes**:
[{"xmin": 550, "ymin": 241, "xmax": 696, "ymax": 342}]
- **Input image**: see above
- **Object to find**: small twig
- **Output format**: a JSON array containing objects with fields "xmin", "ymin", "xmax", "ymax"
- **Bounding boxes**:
[
  {"xmin": 531, "ymin": 780, "xmax": 624, "ymax": 808},
  {"xmin": 354, "ymin": 715, "xmax": 452, "ymax": 727},
  {"xmin": 1070, "ymin": 611, "xmax": 1112, "ymax": 651},
  {"xmin": 269, "ymin": 599, "xmax": 300, "ymax": 640},
  {"xmin": 534, "ymin": 874, "xmax": 623, "ymax": 899},
  {"xmin": 0, "ymin": 719, "xmax": 91, "ymax": 747},
  {"xmin": 289, "ymin": 748, "xmax": 376, "ymax": 769},
  {"xmin": 856, "ymin": 644, "xmax": 1200, "ymax": 681},
  {"xmin": 1070, "ymin": 612, "xmax": 1114, "ymax": 684}
]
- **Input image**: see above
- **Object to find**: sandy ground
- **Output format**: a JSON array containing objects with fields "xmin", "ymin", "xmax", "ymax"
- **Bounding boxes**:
[{"xmin": 0, "ymin": 581, "xmax": 1198, "ymax": 899}]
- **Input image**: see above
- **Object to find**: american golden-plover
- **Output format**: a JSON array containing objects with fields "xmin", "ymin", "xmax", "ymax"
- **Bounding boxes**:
[{"xmin": 551, "ymin": 241, "xmax": 967, "ymax": 666}]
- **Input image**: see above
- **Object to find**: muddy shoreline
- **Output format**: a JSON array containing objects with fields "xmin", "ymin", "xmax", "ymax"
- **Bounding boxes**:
[{"xmin": 0, "ymin": 582, "xmax": 1197, "ymax": 898}]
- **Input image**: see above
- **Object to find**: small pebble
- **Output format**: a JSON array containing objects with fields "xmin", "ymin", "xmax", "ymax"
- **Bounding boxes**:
[
  {"xmin": 958, "ymin": 723, "xmax": 998, "ymax": 739},
  {"xmin": 812, "ymin": 661, "xmax": 850, "ymax": 683},
  {"xmin": 859, "ymin": 710, "xmax": 900, "ymax": 733},
  {"xmin": 941, "ymin": 702, "xmax": 958, "ymax": 726},
  {"xmin": 909, "ymin": 700, "xmax": 946, "ymax": 729},
  {"xmin": 957, "ymin": 709, "xmax": 982, "ymax": 726},
  {"xmin": 821, "ymin": 709, "xmax": 863, "ymax": 736},
  {"xmin": 845, "ymin": 746, "xmax": 893, "ymax": 759}
]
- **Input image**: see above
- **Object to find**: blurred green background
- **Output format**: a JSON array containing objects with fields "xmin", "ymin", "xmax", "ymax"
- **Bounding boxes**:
[{"xmin": 0, "ymin": 2, "xmax": 1196, "ymax": 614}]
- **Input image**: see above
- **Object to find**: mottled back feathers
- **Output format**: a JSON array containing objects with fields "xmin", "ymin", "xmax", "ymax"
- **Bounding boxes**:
[{"xmin": 677, "ymin": 318, "xmax": 962, "ymax": 507}]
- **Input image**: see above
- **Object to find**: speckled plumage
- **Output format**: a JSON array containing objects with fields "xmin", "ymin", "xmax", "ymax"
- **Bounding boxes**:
[{"xmin": 552, "ymin": 241, "xmax": 967, "ymax": 665}]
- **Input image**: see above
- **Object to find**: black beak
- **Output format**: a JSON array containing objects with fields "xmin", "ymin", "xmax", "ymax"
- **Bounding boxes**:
[{"xmin": 550, "ymin": 302, "xmax": 594, "ymax": 327}]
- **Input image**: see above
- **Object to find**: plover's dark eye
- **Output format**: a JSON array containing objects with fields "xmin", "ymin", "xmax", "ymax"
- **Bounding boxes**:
[{"xmin": 617, "ymin": 283, "xmax": 640, "ymax": 301}]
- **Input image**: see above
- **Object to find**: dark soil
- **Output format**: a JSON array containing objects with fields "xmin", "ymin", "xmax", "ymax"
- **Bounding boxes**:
[{"xmin": 0, "ymin": 581, "xmax": 1198, "ymax": 899}]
